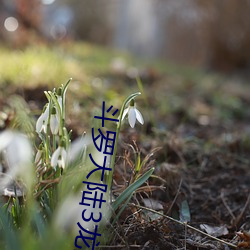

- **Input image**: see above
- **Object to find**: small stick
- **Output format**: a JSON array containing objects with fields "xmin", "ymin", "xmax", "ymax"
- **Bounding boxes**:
[
  {"xmin": 99, "ymin": 244, "xmax": 141, "ymax": 248},
  {"xmin": 233, "ymin": 192, "xmax": 250, "ymax": 227},
  {"xmin": 184, "ymin": 221, "xmax": 187, "ymax": 250},
  {"xmin": 166, "ymin": 178, "xmax": 183, "ymax": 215},
  {"xmin": 221, "ymin": 190, "xmax": 236, "ymax": 221}
]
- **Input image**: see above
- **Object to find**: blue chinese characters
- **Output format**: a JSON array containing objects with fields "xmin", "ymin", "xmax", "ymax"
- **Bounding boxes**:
[{"xmin": 75, "ymin": 101, "xmax": 119, "ymax": 249}]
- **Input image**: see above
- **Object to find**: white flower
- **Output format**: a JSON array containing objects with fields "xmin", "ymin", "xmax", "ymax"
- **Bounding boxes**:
[
  {"xmin": 54, "ymin": 190, "xmax": 111, "ymax": 235},
  {"xmin": 36, "ymin": 104, "xmax": 50, "ymax": 133},
  {"xmin": 57, "ymin": 95, "xmax": 63, "ymax": 111},
  {"xmin": 50, "ymin": 106, "xmax": 59, "ymax": 135},
  {"xmin": 67, "ymin": 135, "xmax": 90, "ymax": 164},
  {"xmin": 0, "ymin": 130, "xmax": 33, "ymax": 190},
  {"xmin": 122, "ymin": 100, "xmax": 144, "ymax": 128},
  {"xmin": 51, "ymin": 145, "xmax": 67, "ymax": 169}
]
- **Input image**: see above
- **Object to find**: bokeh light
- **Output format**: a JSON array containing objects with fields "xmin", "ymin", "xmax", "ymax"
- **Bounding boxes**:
[
  {"xmin": 41, "ymin": 0, "xmax": 55, "ymax": 5},
  {"xmin": 4, "ymin": 17, "xmax": 19, "ymax": 32}
]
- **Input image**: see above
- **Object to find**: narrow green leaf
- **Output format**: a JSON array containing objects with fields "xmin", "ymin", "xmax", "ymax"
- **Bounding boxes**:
[
  {"xmin": 32, "ymin": 209, "xmax": 46, "ymax": 237},
  {"xmin": 112, "ymin": 167, "xmax": 154, "ymax": 211},
  {"xmin": 62, "ymin": 78, "xmax": 72, "ymax": 97},
  {"xmin": 112, "ymin": 192, "xmax": 133, "ymax": 225},
  {"xmin": 0, "ymin": 208, "xmax": 21, "ymax": 250},
  {"xmin": 135, "ymin": 152, "xmax": 141, "ymax": 173},
  {"xmin": 179, "ymin": 199, "xmax": 191, "ymax": 222}
]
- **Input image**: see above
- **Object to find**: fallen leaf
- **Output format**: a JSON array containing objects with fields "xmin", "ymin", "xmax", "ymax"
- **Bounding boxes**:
[
  {"xmin": 200, "ymin": 224, "xmax": 229, "ymax": 237},
  {"xmin": 142, "ymin": 198, "xmax": 163, "ymax": 210},
  {"xmin": 142, "ymin": 198, "xmax": 164, "ymax": 221},
  {"xmin": 237, "ymin": 231, "xmax": 250, "ymax": 248}
]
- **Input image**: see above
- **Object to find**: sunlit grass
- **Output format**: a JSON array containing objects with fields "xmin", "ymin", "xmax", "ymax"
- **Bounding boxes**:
[
  {"xmin": 0, "ymin": 40, "xmax": 249, "ymax": 250},
  {"xmin": 0, "ymin": 44, "xmax": 85, "ymax": 86}
]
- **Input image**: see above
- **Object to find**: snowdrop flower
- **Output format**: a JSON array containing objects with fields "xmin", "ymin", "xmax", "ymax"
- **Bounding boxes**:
[
  {"xmin": 0, "ymin": 130, "xmax": 33, "ymax": 190},
  {"xmin": 54, "ymin": 189, "xmax": 111, "ymax": 235},
  {"xmin": 50, "ymin": 106, "xmax": 59, "ymax": 135},
  {"xmin": 36, "ymin": 103, "xmax": 50, "ymax": 133},
  {"xmin": 51, "ymin": 142, "xmax": 67, "ymax": 169},
  {"xmin": 122, "ymin": 99, "xmax": 144, "ymax": 128},
  {"xmin": 67, "ymin": 134, "xmax": 90, "ymax": 164}
]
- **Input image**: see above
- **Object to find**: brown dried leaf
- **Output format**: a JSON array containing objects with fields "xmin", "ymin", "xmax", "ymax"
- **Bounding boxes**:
[{"xmin": 237, "ymin": 231, "xmax": 250, "ymax": 248}]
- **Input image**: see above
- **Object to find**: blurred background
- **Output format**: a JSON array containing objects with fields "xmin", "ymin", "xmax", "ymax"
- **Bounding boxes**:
[
  {"xmin": 1, "ymin": 0, "xmax": 250, "ymax": 73},
  {"xmin": 0, "ymin": 2, "xmax": 250, "ymax": 249}
]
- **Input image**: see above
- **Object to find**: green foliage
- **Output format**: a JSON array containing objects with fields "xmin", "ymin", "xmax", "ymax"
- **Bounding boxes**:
[
  {"xmin": 112, "ymin": 167, "xmax": 155, "ymax": 212},
  {"xmin": 0, "ymin": 79, "xmax": 152, "ymax": 250}
]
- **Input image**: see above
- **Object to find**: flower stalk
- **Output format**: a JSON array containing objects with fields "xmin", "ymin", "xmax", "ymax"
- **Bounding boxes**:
[{"xmin": 107, "ymin": 92, "xmax": 141, "ymax": 197}]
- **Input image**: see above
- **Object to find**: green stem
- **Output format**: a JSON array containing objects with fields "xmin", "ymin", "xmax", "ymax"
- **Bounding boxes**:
[
  {"xmin": 61, "ymin": 78, "xmax": 72, "ymax": 127},
  {"xmin": 44, "ymin": 96, "xmax": 53, "ymax": 164},
  {"xmin": 107, "ymin": 92, "xmax": 141, "ymax": 200},
  {"xmin": 52, "ymin": 134, "xmax": 56, "ymax": 152}
]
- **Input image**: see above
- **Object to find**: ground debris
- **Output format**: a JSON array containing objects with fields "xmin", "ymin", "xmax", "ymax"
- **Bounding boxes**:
[{"xmin": 237, "ymin": 231, "xmax": 250, "ymax": 248}]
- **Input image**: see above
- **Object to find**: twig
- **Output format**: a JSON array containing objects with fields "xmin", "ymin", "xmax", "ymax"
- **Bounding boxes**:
[
  {"xmin": 166, "ymin": 178, "xmax": 183, "ymax": 215},
  {"xmin": 129, "ymin": 203, "xmax": 237, "ymax": 249},
  {"xmin": 184, "ymin": 221, "xmax": 187, "ymax": 250},
  {"xmin": 233, "ymin": 192, "xmax": 250, "ymax": 227},
  {"xmin": 221, "ymin": 190, "xmax": 236, "ymax": 221},
  {"xmin": 99, "ymin": 244, "xmax": 141, "ymax": 248}
]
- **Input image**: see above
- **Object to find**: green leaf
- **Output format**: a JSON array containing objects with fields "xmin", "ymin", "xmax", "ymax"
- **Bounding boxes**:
[
  {"xmin": 0, "ymin": 208, "xmax": 21, "ymax": 250},
  {"xmin": 32, "ymin": 209, "xmax": 46, "ymax": 237},
  {"xmin": 112, "ymin": 192, "xmax": 133, "ymax": 225},
  {"xmin": 112, "ymin": 167, "xmax": 154, "ymax": 211},
  {"xmin": 179, "ymin": 199, "xmax": 191, "ymax": 222}
]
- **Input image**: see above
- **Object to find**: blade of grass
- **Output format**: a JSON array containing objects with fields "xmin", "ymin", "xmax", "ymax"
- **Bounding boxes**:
[
  {"xmin": 112, "ymin": 192, "xmax": 133, "ymax": 225},
  {"xmin": 112, "ymin": 167, "xmax": 154, "ymax": 211},
  {"xmin": 0, "ymin": 208, "xmax": 21, "ymax": 250}
]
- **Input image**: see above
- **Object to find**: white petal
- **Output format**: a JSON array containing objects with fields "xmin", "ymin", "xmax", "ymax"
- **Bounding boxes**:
[
  {"xmin": 135, "ymin": 109, "xmax": 144, "ymax": 125},
  {"xmin": 41, "ymin": 122, "xmax": 47, "ymax": 133},
  {"xmin": 1, "ymin": 132, "xmax": 33, "ymax": 191},
  {"xmin": 36, "ymin": 104, "xmax": 50, "ymax": 134},
  {"xmin": 68, "ymin": 136, "xmax": 89, "ymax": 163},
  {"xmin": 58, "ymin": 159, "xmax": 65, "ymax": 169},
  {"xmin": 121, "ymin": 107, "xmax": 129, "ymax": 121},
  {"xmin": 51, "ymin": 147, "xmax": 61, "ymax": 168},
  {"xmin": 50, "ymin": 114, "xmax": 59, "ymax": 135},
  {"xmin": 44, "ymin": 104, "xmax": 50, "ymax": 119},
  {"xmin": 61, "ymin": 149, "xmax": 67, "ymax": 169},
  {"xmin": 0, "ymin": 130, "xmax": 13, "ymax": 151},
  {"xmin": 36, "ymin": 113, "xmax": 45, "ymax": 133},
  {"xmin": 128, "ymin": 108, "xmax": 136, "ymax": 128},
  {"xmin": 57, "ymin": 148, "xmax": 67, "ymax": 169},
  {"xmin": 5, "ymin": 133, "xmax": 32, "ymax": 170},
  {"xmin": 57, "ymin": 96, "xmax": 63, "ymax": 111}
]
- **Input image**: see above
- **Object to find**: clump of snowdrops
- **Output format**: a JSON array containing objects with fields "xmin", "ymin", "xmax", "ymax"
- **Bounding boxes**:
[{"xmin": 0, "ymin": 79, "xmax": 154, "ymax": 249}]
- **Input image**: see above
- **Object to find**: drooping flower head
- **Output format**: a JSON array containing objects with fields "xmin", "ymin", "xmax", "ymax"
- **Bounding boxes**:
[
  {"xmin": 50, "ymin": 106, "xmax": 59, "ymax": 135},
  {"xmin": 51, "ymin": 140, "xmax": 67, "ymax": 170},
  {"xmin": 122, "ymin": 99, "xmax": 144, "ymax": 128},
  {"xmin": 36, "ymin": 103, "xmax": 50, "ymax": 134},
  {"xmin": 0, "ymin": 130, "xmax": 33, "ymax": 190}
]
